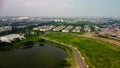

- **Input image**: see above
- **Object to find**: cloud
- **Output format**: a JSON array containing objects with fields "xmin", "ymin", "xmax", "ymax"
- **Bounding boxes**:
[
  {"xmin": 21, "ymin": 0, "xmax": 74, "ymax": 8},
  {"xmin": 0, "ymin": 0, "xmax": 75, "ymax": 16},
  {"xmin": 0, "ymin": 0, "xmax": 120, "ymax": 16},
  {"xmin": 2, "ymin": 0, "xmax": 74, "ymax": 9},
  {"xmin": 0, "ymin": 0, "xmax": 3, "ymax": 10},
  {"xmin": 23, "ymin": 2, "xmax": 42, "ymax": 7}
]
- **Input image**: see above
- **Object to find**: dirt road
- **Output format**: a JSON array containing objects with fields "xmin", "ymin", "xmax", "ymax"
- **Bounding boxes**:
[{"xmin": 82, "ymin": 33, "xmax": 120, "ymax": 47}]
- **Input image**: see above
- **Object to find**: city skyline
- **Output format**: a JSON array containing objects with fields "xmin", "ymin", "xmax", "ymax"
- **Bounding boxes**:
[{"xmin": 0, "ymin": 0, "xmax": 120, "ymax": 16}]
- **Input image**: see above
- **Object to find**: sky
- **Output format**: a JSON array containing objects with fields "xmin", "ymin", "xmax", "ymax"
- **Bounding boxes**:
[{"xmin": 0, "ymin": 0, "xmax": 120, "ymax": 16}]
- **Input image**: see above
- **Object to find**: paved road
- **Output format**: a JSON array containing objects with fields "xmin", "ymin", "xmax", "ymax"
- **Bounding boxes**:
[{"xmin": 41, "ymin": 37, "xmax": 88, "ymax": 68}]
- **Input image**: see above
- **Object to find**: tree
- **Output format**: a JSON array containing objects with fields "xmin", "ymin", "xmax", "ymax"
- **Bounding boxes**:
[
  {"xmin": 0, "ymin": 42, "xmax": 11, "ymax": 47},
  {"xmin": 23, "ymin": 41, "xmax": 34, "ymax": 46},
  {"xmin": 39, "ymin": 38, "xmax": 45, "ymax": 42},
  {"xmin": 12, "ymin": 38, "xmax": 21, "ymax": 43}
]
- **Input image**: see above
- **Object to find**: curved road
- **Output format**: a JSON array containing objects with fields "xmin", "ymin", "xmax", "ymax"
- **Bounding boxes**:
[{"xmin": 41, "ymin": 37, "xmax": 88, "ymax": 68}]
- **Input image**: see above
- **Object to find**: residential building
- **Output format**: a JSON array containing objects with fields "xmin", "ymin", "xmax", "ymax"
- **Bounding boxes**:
[
  {"xmin": 72, "ymin": 26, "xmax": 81, "ymax": 32},
  {"xmin": 53, "ymin": 26, "xmax": 66, "ymax": 32},
  {"xmin": 62, "ymin": 26, "xmax": 73, "ymax": 32},
  {"xmin": 84, "ymin": 25, "xmax": 91, "ymax": 32}
]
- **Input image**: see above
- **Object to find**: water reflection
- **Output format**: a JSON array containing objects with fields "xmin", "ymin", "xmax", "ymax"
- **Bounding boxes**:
[
  {"xmin": 0, "ymin": 48, "xmax": 12, "ymax": 52},
  {"xmin": 22, "ymin": 45, "xmax": 34, "ymax": 49},
  {"xmin": 38, "ymin": 43, "xmax": 45, "ymax": 46},
  {"xmin": 0, "ymin": 44, "xmax": 66, "ymax": 68}
]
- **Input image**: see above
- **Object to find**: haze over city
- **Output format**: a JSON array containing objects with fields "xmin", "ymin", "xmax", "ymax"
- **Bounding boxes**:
[
  {"xmin": 0, "ymin": 0, "xmax": 120, "ymax": 16},
  {"xmin": 1, "ymin": 0, "xmax": 120, "ymax": 68}
]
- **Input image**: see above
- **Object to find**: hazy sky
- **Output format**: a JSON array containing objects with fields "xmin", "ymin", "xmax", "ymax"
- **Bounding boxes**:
[{"xmin": 0, "ymin": 0, "xmax": 120, "ymax": 16}]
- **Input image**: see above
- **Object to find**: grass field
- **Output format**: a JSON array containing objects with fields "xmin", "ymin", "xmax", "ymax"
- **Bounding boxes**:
[{"xmin": 44, "ymin": 32, "xmax": 120, "ymax": 68}]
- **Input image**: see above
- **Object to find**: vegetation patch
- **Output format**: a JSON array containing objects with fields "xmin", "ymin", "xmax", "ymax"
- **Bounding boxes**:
[
  {"xmin": 1, "ymin": 34, "xmax": 76, "ymax": 68},
  {"xmin": 44, "ymin": 40, "xmax": 76, "ymax": 68},
  {"xmin": 5, "ymin": 35, "xmax": 40, "ymax": 49},
  {"xmin": 44, "ymin": 32, "xmax": 120, "ymax": 68}
]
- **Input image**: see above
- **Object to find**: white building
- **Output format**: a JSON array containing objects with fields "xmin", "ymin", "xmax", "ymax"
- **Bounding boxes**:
[
  {"xmin": 53, "ymin": 26, "xmax": 66, "ymax": 32},
  {"xmin": 62, "ymin": 26, "xmax": 73, "ymax": 32},
  {"xmin": 0, "ymin": 34, "xmax": 24, "ymax": 42},
  {"xmin": 84, "ymin": 25, "xmax": 91, "ymax": 32},
  {"xmin": 0, "ymin": 26, "xmax": 12, "ymax": 32},
  {"xmin": 72, "ymin": 26, "xmax": 81, "ymax": 32}
]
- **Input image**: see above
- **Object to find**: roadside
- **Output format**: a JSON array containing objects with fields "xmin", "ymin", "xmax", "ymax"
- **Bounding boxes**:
[{"xmin": 40, "ymin": 36, "xmax": 88, "ymax": 68}]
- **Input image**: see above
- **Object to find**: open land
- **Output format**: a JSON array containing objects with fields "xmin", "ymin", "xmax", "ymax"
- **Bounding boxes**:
[{"xmin": 43, "ymin": 32, "xmax": 120, "ymax": 68}]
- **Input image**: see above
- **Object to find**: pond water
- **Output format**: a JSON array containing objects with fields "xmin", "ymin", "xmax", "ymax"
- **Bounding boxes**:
[{"xmin": 0, "ymin": 44, "xmax": 66, "ymax": 68}]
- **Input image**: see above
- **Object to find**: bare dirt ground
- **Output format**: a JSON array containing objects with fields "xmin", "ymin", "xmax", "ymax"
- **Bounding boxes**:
[{"xmin": 82, "ymin": 33, "xmax": 120, "ymax": 47}]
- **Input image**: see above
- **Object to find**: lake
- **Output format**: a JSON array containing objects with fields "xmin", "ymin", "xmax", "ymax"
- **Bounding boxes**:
[{"xmin": 0, "ymin": 44, "xmax": 66, "ymax": 68}]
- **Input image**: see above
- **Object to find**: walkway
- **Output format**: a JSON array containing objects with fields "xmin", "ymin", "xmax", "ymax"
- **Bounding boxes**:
[{"xmin": 41, "ymin": 37, "xmax": 88, "ymax": 68}]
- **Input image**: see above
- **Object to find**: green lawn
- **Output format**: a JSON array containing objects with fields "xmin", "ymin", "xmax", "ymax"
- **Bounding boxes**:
[{"xmin": 44, "ymin": 32, "xmax": 120, "ymax": 68}]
